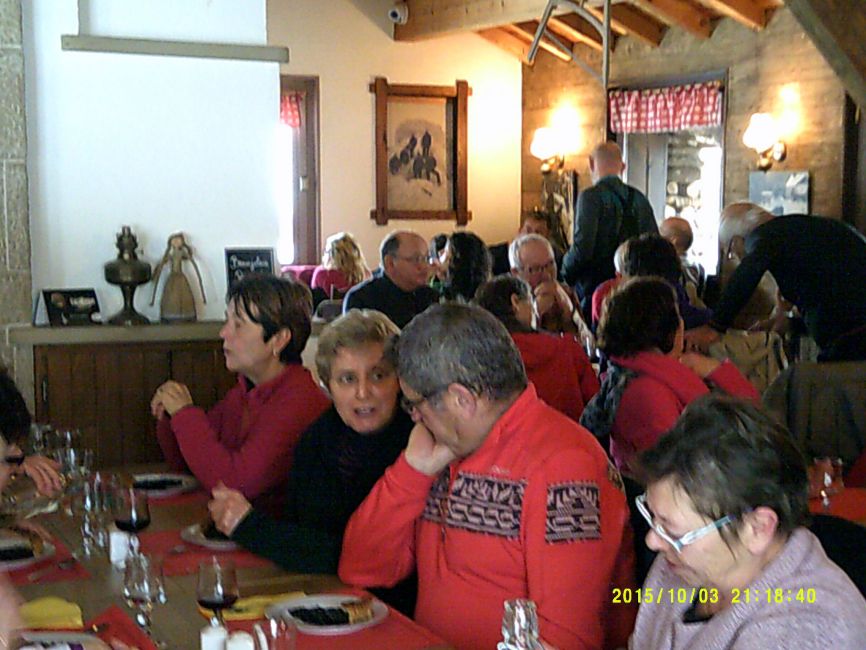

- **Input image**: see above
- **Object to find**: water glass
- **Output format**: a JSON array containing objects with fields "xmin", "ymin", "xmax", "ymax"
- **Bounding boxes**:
[
  {"xmin": 256, "ymin": 618, "xmax": 297, "ymax": 650},
  {"xmin": 27, "ymin": 423, "xmax": 53, "ymax": 455},
  {"xmin": 123, "ymin": 553, "xmax": 167, "ymax": 645}
]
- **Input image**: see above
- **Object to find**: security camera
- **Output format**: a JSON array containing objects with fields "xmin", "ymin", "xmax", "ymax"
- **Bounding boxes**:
[{"xmin": 388, "ymin": 1, "xmax": 409, "ymax": 25}]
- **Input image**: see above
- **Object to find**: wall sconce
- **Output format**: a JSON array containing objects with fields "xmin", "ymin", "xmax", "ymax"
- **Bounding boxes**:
[
  {"xmin": 742, "ymin": 113, "xmax": 787, "ymax": 171},
  {"xmin": 530, "ymin": 127, "xmax": 565, "ymax": 172}
]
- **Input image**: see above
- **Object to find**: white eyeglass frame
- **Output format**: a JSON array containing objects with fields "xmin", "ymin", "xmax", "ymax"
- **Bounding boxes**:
[{"xmin": 635, "ymin": 493, "xmax": 737, "ymax": 553}]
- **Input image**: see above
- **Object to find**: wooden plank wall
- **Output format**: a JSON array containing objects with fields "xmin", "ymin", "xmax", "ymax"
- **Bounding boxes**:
[{"xmin": 521, "ymin": 7, "xmax": 846, "ymax": 220}]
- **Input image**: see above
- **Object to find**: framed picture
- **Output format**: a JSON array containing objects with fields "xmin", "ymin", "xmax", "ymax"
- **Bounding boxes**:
[
  {"xmin": 224, "ymin": 248, "xmax": 276, "ymax": 289},
  {"xmin": 41, "ymin": 288, "xmax": 101, "ymax": 326},
  {"xmin": 369, "ymin": 77, "xmax": 471, "ymax": 225},
  {"xmin": 749, "ymin": 171, "xmax": 810, "ymax": 216}
]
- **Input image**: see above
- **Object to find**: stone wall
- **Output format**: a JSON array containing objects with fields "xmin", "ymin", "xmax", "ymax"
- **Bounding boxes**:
[
  {"xmin": 522, "ymin": 7, "xmax": 847, "ymax": 222},
  {"xmin": 0, "ymin": 0, "xmax": 31, "ymax": 380}
]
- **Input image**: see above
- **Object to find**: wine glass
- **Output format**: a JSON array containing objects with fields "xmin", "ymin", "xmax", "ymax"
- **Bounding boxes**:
[
  {"xmin": 123, "ymin": 553, "xmax": 167, "ymax": 647},
  {"xmin": 113, "ymin": 486, "xmax": 151, "ymax": 554},
  {"xmin": 196, "ymin": 557, "xmax": 239, "ymax": 626}
]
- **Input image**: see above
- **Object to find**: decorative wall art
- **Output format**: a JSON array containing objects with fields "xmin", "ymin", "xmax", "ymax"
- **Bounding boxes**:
[
  {"xmin": 748, "ymin": 171, "xmax": 810, "ymax": 216},
  {"xmin": 369, "ymin": 77, "xmax": 471, "ymax": 225}
]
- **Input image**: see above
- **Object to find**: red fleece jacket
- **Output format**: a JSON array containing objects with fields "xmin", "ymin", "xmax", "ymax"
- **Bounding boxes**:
[
  {"xmin": 609, "ymin": 352, "xmax": 759, "ymax": 474},
  {"xmin": 156, "ymin": 363, "xmax": 329, "ymax": 516},
  {"xmin": 512, "ymin": 331, "xmax": 600, "ymax": 423}
]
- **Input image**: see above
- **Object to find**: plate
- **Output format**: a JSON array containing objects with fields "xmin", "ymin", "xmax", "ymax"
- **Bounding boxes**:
[
  {"xmin": 18, "ymin": 631, "xmax": 110, "ymax": 649},
  {"xmin": 0, "ymin": 538, "xmax": 55, "ymax": 572},
  {"xmin": 132, "ymin": 472, "xmax": 199, "ymax": 498},
  {"xmin": 266, "ymin": 594, "xmax": 388, "ymax": 636},
  {"xmin": 180, "ymin": 523, "xmax": 239, "ymax": 551}
]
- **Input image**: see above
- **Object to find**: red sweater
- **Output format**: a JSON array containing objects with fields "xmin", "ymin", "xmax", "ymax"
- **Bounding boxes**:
[
  {"xmin": 609, "ymin": 352, "xmax": 759, "ymax": 474},
  {"xmin": 156, "ymin": 363, "xmax": 329, "ymax": 516},
  {"xmin": 512, "ymin": 332, "xmax": 599, "ymax": 423},
  {"xmin": 339, "ymin": 386, "xmax": 636, "ymax": 650}
]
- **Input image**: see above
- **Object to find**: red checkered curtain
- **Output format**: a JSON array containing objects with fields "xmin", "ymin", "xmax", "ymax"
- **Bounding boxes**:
[
  {"xmin": 280, "ymin": 91, "xmax": 303, "ymax": 128},
  {"xmin": 608, "ymin": 81, "xmax": 723, "ymax": 133}
]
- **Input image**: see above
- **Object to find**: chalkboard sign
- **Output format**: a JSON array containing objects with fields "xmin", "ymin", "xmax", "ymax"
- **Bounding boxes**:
[
  {"xmin": 225, "ymin": 248, "xmax": 276, "ymax": 289},
  {"xmin": 41, "ymin": 288, "xmax": 101, "ymax": 326}
]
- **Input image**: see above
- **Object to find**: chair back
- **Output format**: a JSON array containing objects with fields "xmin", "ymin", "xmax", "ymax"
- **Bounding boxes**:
[{"xmin": 809, "ymin": 514, "xmax": 866, "ymax": 599}]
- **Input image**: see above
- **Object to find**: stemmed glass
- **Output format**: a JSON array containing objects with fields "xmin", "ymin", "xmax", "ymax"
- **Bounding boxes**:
[
  {"xmin": 113, "ymin": 486, "xmax": 151, "ymax": 555},
  {"xmin": 123, "ymin": 553, "xmax": 167, "ymax": 647},
  {"xmin": 196, "ymin": 557, "xmax": 239, "ymax": 626}
]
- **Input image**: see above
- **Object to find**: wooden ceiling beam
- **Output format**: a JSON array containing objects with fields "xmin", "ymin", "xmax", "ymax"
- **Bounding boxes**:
[
  {"xmin": 692, "ymin": 0, "xmax": 772, "ymax": 30},
  {"xmin": 476, "ymin": 27, "xmax": 532, "ymax": 62},
  {"xmin": 586, "ymin": 4, "xmax": 666, "ymax": 47},
  {"xmin": 627, "ymin": 0, "xmax": 714, "ymax": 39},
  {"xmin": 502, "ymin": 22, "xmax": 573, "ymax": 62},
  {"xmin": 546, "ymin": 14, "xmax": 604, "ymax": 51}
]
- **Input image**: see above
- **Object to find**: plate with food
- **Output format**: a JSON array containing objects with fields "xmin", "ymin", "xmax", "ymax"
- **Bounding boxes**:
[
  {"xmin": 265, "ymin": 594, "xmax": 387, "ymax": 636},
  {"xmin": 131, "ymin": 472, "xmax": 199, "ymax": 498},
  {"xmin": 180, "ymin": 519, "xmax": 238, "ymax": 551},
  {"xmin": 17, "ymin": 630, "xmax": 110, "ymax": 649},
  {"xmin": 0, "ymin": 528, "xmax": 55, "ymax": 571}
]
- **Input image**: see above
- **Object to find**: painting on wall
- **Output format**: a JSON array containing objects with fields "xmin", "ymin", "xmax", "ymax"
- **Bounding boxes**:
[
  {"xmin": 370, "ymin": 77, "xmax": 471, "ymax": 225},
  {"xmin": 748, "ymin": 171, "xmax": 809, "ymax": 216}
]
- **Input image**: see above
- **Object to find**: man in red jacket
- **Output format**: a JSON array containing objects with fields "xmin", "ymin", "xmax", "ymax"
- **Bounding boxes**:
[{"xmin": 339, "ymin": 303, "xmax": 635, "ymax": 650}]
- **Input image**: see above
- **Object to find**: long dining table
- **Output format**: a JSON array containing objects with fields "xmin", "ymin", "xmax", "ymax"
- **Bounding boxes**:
[{"xmin": 11, "ymin": 476, "xmax": 452, "ymax": 650}]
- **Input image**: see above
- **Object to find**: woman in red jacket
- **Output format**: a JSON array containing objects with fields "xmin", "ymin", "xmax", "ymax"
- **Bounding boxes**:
[
  {"xmin": 151, "ymin": 274, "xmax": 330, "ymax": 517},
  {"xmin": 581, "ymin": 277, "xmax": 759, "ymax": 476},
  {"xmin": 474, "ymin": 275, "xmax": 599, "ymax": 422}
]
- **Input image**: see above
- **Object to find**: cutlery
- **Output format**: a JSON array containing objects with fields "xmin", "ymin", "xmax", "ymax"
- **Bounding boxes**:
[
  {"xmin": 27, "ymin": 557, "xmax": 76, "ymax": 582},
  {"xmin": 168, "ymin": 543, "xmax": 187, "ymax": 555}
]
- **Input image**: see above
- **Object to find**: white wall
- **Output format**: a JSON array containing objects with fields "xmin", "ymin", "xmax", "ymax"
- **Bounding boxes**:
[
  {"xmin": 268, "ymin": 0, "xmax": 522, "ymax": 266},
  {"xmin": 23, "ymin": 0, "xmax": 278, "ymax": 322}
]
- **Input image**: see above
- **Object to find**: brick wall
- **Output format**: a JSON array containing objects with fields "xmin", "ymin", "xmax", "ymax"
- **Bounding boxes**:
[
  {"xmin": 0, "ymin": 0, "xmax": 32, "ymax": 379},
  {"xmin": 522, "ymin": 7, "xmax": 846, "ymax": 221}
]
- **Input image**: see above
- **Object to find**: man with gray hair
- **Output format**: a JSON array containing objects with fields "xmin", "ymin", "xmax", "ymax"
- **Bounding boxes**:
[
  {"xmin": 562, "ymin": 141, "xmax": 657, "ymax": 314},
  {"xmin": 339, "ymin": 303, "xmax": 635, "ymax": 650},
  {"xmin": 510, "ymin": 233, "xmax": 592, "ymax": 341},
  {"xmin": 343, "ymin": 230, "xmax": 438, "ymax": 328}
]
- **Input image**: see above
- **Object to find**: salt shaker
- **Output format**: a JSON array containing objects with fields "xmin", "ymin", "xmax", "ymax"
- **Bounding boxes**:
[
  {"xmin": 498, "ymin": 599, "xmax": 544, "ymax": 650},
  {"xmin": 201, "ymin": 621, "xmax": 228, "ymax": 650}
]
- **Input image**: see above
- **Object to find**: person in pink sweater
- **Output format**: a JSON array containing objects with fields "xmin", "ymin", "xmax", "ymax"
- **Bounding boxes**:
[
  {"xmin": 581, "ymin": 277, "xmax": 758, "ymax": 476},
  {"xmin": 151, "ymin": 275, "xmax": 329, "ymax": 517},
  {"xmin": 474, "ymin": 275, "xmax": 599, "ymax": 422}
]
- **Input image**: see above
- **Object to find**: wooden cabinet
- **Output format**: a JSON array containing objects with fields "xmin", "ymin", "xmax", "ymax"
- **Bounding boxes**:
[{"xmin": 26, "ymin": 327, "xmax": 235, "ymax": 469}]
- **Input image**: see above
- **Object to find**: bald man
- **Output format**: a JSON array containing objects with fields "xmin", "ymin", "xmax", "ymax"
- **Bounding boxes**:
[
  {"xmin": 660, "ymin": 216, "xmax": 706, "ymax": 304},
  {"xmin": 562, "ymin": 141, "xmax": 657, "ymax": 314},
  {"xmin": 686, "ymin": 203, "xmax": 866, "ymax": 362}
]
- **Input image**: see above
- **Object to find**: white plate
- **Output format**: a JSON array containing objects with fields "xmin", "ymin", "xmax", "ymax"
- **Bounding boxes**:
[
  {"xmin": 180, "ymin": 523, "xmax": 239, "ymax": 551},
  {"xmin": 132, "ymin": 472, "xmax": 199, "ymax": 498},
  {"xmin": 266, "ymin": 594, "xmax": 388, "ymax": 636},
  {"xmin": 18, "ymin": 631, "xmax": 110, "ymax": 649},
  {"xmin": 0, "ymin": 541, "xmax": 55, "ymax": 572}
]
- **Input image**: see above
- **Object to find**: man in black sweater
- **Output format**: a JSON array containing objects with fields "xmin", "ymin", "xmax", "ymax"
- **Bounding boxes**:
[{"xmin": 686, "ymin": 203, "xmax": 866, "ymax": 362}]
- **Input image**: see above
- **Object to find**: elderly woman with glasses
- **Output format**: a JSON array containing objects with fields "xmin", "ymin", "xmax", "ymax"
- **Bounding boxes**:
[
  {"xmin": 629, "ymin": 395, "xmax": 866, "ymax": 649},
  {"xmin": 207, "ymin": 310, "xmax": 413, "ymax": 581}
]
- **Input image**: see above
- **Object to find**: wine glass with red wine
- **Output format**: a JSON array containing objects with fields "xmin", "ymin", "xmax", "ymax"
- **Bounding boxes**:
[
  {"xmin": 113, "ymin": 486, "xmax": 150, "ymax": 554},
  {"xmin": 196, "ymin": 557, "xmax": 239, "ymax": 626}
]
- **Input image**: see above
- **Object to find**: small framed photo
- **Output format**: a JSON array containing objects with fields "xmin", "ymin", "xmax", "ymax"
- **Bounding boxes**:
[
  {"xmin": 225, "ymin": 248, "xmax": 276, "ymax": 289},
  {"xmin": 41, "ymin": 288, "xmax": 101, "ymax": 326},
  {"xmin": 749, "ymin": 171, "xmax": 810, "ymax": 216}
]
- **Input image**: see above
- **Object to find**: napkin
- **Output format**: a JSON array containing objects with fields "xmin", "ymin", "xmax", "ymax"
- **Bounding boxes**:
[
  {"xmin": 197, "ymin": 591, "xmax": 304, "ymax": 621},
  {"xmin": 20, "ymin": 596, "xmax": 84, "ymax": 630}
]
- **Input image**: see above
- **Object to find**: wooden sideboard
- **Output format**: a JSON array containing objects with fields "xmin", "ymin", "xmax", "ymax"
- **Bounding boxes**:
[{"xmin": 8, "ymin": 323, "xmax": 235, "ymax": 468}]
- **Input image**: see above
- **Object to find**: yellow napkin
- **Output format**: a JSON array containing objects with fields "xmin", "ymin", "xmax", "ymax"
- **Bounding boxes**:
[
  {"xmin": 197, "ymin": 591, "xmax": 304, "ymax": 621},
  {"xmin": 20, "ymin": 596, "xmax": 84, "ymax": 630}
]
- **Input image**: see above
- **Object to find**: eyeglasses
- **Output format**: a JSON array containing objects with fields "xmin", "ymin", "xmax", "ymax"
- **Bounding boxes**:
[
  {"xmin": 520, "ymin": 259, "xmax": 555, "ymax": 276},
  {"xmin": 635, "ymin": 493, "xmax": 737, "ymax": 554},
  {"xmin": 391, "ymin": 253, "xmax": 430, "ymax": 266},
  {"xmin": 400, "ymin": 388, "xmax": 443, "ymax": 414}
]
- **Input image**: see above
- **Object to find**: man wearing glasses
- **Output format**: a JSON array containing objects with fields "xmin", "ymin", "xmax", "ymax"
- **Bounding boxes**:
[
  {"xmin": 509, "ymin": 233, "xmax": 592, "ymax": 344},
  {"xmin": 339, "ymin": 304, "xmax": 635, "ymax": 650},
  {"xmin": 630, "ymin": 395, "xmax": 866, "ymax": 648},
  {"xmin": 343, "ymin": 230, "xmax": 438, "ymax": 328}
]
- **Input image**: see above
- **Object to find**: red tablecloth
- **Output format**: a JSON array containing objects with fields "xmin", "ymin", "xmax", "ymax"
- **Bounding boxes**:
[
  {"xmin": 86, "ymin": 605, "xmax": 158, "ymax": 650},
  {"xmin": 8, "ymin": 538, "xmax": 91, "ymax": 586},
  {"xmin": 809, "ymin": 487, "xmax": 866, "ymax": 523},
  {"xmin": 138, "ymin": 529, "xmax": 274, "ymax": 576},
  {"xmin": 147, "ymin": 488, "xmax": 210, "ymax": 508}
]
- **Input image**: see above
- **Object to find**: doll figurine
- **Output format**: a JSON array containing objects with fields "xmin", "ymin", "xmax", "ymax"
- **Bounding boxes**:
[{"xmin": 149, "ymin": 233, "xmax": 207, "ymax": 322}]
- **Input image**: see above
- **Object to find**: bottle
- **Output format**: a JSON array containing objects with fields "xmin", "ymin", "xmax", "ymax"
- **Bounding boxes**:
[{"xmin": 497, "ymin": 599, "xmax": 544, "ymax": 650}]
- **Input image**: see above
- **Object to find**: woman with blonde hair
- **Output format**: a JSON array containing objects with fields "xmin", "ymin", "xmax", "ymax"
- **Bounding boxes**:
[{"xmin": 312, "ymin": 232, "xmax": 371, "ymax": 298}]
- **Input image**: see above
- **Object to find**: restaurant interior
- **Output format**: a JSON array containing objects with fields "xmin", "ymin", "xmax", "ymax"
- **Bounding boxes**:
[{"xmin": 0, "ymin": 0, "xmax": 865, "ymax": 648}]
